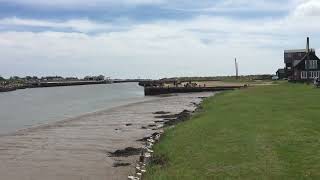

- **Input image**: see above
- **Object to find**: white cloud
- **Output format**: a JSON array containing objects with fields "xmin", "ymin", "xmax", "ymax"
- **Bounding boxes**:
[
  {"xmin": 0, "ymin": 17, "xmax": 114, "ymax": 33},
  {"xmin": 293, "ymin": 0, "xmax": 320, "ymax": 17},
  {"xmin": 0, "ymin": 0, "xmax": 165, "ymax": 8},
  {"xmin": 0, "ymin": 0, "xmax": 320, "ymax": 78},
  {"xmin": 163, "ymin": 0, "xmax": 292, "ymax": 13},
  {"xmin": 0, "ymin": 0, "xmax": 295, "ymax": 13}
]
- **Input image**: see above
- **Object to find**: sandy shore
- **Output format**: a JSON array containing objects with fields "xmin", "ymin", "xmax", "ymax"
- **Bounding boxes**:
[{"xmin": 0, "ymin": 92, "xmax": 214, "ymax": 180}]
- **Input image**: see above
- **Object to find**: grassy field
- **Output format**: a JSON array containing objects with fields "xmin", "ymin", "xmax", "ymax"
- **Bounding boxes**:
[{"xmin": 145, "ymin": 83, "xmax": 320, "ymax": 180}]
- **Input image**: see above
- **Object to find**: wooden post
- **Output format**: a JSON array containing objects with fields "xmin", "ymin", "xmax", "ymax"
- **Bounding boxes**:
[
  {"xmin": 306, "ymin": 37, "xmax": 310, "ymax": 83},
  {"xmin": 235, "ymin": 58, "xmax": 239, "ymax": 79}
]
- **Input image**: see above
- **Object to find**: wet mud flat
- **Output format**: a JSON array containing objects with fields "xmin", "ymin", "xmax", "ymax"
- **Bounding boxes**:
[{"xmin": 0, "ymin": 92, "xmax": 214, "ymax": 180}]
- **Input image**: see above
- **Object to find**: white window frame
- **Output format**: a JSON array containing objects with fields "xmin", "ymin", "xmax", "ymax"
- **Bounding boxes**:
[
  {"xmin": 305, "ymin": 60, "xmax": 318, "ymax": 69},
  {"xmin": 303, "ymin": 71, "xmax": 320, "ymax": 79},
  {"xmin": 301, "ymin": 71, "xmax": 307, "ymax": 79}
]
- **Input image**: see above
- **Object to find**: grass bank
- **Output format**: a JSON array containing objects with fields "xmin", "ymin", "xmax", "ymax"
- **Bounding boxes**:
[{"xmin": 145, "ymin": 83, "xmax": 320, "ymax": 179}]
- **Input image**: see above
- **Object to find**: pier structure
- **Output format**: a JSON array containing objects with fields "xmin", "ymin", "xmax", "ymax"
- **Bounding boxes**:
[
  {"xmin": 30, "ymin": 80, "xmax": 110, "ymax": 87},
  {"xmin": 0, "ymin": 80, "xmax": 111, "ymax": 93},
  {"xmin": 144, "ymin": 86, "xmax": 245, "ymax": 96}
]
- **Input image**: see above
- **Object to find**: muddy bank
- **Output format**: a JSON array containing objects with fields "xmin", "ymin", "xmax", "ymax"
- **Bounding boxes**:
[
  {"xmin": 154, "ymin": 110, "xmax": 193, "ymax": 126},
  {"xmin": 127, "ymin": 107, "xmax": 202, "ymax": 179},
  {"xmin": 127, "ymin": 97, "xmax": 208, "ymax": 179},
  {"xmin": 0, "ymin": 92, "xmax": 214, "ymax": 180}
]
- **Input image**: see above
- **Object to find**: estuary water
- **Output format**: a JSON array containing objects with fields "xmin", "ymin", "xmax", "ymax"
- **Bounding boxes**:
[
  {"xmin": 0, "ymin": 83, "xmax": 152, "ymax": 135},
  {"xmin": 0, "ymin": 82, "xmax": 215, "ymax": 180}
]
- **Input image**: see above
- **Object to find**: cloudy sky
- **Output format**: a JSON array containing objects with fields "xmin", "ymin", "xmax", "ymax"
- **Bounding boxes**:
[{"xmin": 0, "ymin": 0, "xmax": 319, "ymax": 79}]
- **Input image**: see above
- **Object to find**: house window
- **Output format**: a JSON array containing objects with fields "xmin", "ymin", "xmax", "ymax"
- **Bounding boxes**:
[
  {"xmin": 301, "ymin": 71, "xmax": 308, "ymax": 79},
  {"xmin": 312, "ymin": 60, "xmax": 318, "ymax": 69},
  {"xmin": 305, "ymin": 60, "xmax": 318, "ymax": 69},
  {"xmin": 303, "ymin": 71, "xmax": 320, "ymax": 79},
  {"xmin": 314, "ymin": 71, "xmax": 320, "ymax": 79}
]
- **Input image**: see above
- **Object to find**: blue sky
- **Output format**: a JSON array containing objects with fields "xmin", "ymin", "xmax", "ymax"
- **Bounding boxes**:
[{"xmin": 0, "ymin": 0, "xmax": 320, "ymax": 78}]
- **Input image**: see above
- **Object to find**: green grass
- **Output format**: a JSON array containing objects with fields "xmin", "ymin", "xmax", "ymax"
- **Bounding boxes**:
[{"xmin": 145, "ymin": 83, "xmax": 320, "ymax": 180}]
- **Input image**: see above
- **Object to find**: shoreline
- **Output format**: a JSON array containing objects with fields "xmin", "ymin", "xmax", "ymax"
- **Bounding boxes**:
[
  {"xmin": 127, "ymin": 95, "xmax": 209, "ymax": 179},
  {"xmin": 0, "ymin": 96, "xmax": 159, "ymax": 137},
  {"xmin": 0, "ymin": 92, "xmax": 214, "ymax": 180}
]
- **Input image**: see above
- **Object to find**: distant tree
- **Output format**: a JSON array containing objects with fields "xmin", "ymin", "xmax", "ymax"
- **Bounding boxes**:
[
  {"xmin": 25, "ymin": 76, "xmax": 32, "ymax": 81},
  {"xmin": 0, "ymin": 76, "xmax": 5, "ymax": 81},
  {"xmin": 32, "ymin": 76, "xmax": 38, "ymax": 80},
  {"xmin": 10, "ymin": 76, "xmax": 20, "ymax": 80},
  {"xmin": 84, "ymin": 76, "xmax": 92, "ymax": 81},
  {"xmin": 97, "ymin": 75, "xmax": 105, "ymax": 81}
]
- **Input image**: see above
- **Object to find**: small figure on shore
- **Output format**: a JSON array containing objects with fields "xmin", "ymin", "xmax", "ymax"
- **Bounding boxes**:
[{"xmin": 314, "ymin": 78, "xmax": 320, "ymax": 88}]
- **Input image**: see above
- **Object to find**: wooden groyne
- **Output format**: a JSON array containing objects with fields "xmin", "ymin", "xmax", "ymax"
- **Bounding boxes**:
[
  {"xmin": 144, "ymin": 86, "xmax": 245, "ymax": 96},
  {"xmin": 0, "ymin": 80, "xmax": 111, "ymax": 93},
  {"xmin": 0, "ymin": 87, "xmax": 18, "ymax": 92},
  {"xmin": 30, "ymin": 80, "xmax": 110, "ymax": 88}
]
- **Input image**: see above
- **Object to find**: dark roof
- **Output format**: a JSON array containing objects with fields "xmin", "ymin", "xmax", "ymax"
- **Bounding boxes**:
[
  {"xmin": 277, "ymin": 69, "xmax": 285, "ymax": 73},
  {"xmin": 284, "ymin": 49, "xmax": 315, "ymax": 53},
  {"xmin": 293, "ymin": 52, "xmax": 320, "ymax": 67},
  {"xmin": 293, "ymin": 60, "xmax": 302, "ymax": 67}
]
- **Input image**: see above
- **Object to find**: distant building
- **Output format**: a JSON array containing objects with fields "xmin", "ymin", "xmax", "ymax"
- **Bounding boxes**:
[
  {"xmin": 84, "ymin": 75, "xmax": 105, "ymax": 81},
  {"xmin": 41, "ymin": 76, "xmax": 64, "ymax": 81},
  {"xmin": 276, "ymin": 68, "xmax": 286, "ymax": 79},
  {"xmin": 65, "ymin": 77, "xmax": 79, "ymax": 81},
  {"xmin": 284, "ymin": 49, "xmax": 320, "ymax": 81}
]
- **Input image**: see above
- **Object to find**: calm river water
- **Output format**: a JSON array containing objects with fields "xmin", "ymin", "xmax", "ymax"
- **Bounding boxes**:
[{"xmin": 0, "ymin": 83, "xmax": 152, "ymax": 135}]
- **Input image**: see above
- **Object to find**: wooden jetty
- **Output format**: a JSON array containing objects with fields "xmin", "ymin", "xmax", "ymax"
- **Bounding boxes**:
[
  {"xmin": 32, "ymin": 80, "xmax": 110, "ymax": 88},
  {"xmin": 144, "ymin": 85, "xmax": 245, "ymax": 96},
  {"xmin": 0, "ymin": 86, "xmax": 18, "ymax": 92},
  {"xmin": 0, "ymin": 80, "xmax": 111, "ymax": 93}
]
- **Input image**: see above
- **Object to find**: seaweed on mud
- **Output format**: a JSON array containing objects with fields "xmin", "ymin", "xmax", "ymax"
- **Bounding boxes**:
[
  {"xmin": 164, "ymin": 118, "xmax": 176, "ymax": 121},
  {"xmin": 154, "ymin": 120, "xmax": 165, "ymax": 123},
  {"xmin": 137, "ymin": 136, "xmax": 149, "ymax": 142},
  {"xmin": 154, "ymin": 114, "xmax": 178, "ymax": 119},
  {"xmin": 198, "ymin": 97, "xmax": 207, "ymax": 100},
  {"xmin": 161, "ymin": 110, "xmax": 192, "ymax": 127},
  {"xmin": 151, "ymin": 132, "xmax": 160, "ymax": 137},
  {"xmin": 113, "ymin": 162, "xmax": 131, "ymax": 167},
  {"xmin": 190, "ymin": 102, "xmax": 198, "ymax": 107},
  {"xmin": 137, "ymin": 132, "xmax": 160, "ymax": 142},
  {"xmin": 108, "ymin": 147, "xmax": 143, "ymax": 157},
  {"xmin": 153, "ymin": 111, "xmax": 171, "ymax": 115}
]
